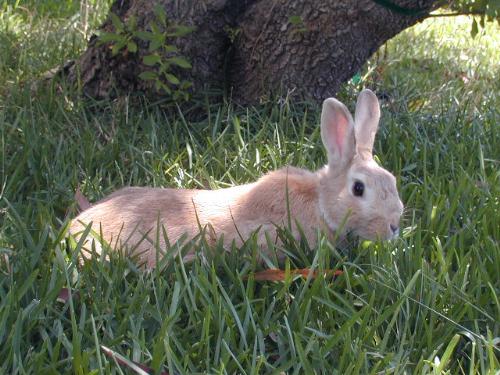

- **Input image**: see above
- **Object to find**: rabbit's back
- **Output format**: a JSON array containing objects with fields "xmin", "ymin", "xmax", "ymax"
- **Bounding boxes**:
[{"xmin": 71, "ymin": 167, "xmax": 321, "ymax": 265}]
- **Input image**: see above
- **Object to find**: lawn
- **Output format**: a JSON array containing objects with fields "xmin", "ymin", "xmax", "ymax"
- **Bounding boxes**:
[{"xmin": 0, "ymin": 2, "xmax": 499, "ymax": 374}]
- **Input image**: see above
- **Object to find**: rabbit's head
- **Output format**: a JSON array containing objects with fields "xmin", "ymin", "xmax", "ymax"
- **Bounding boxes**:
[{"xmin": 318, "ymin": 89, "xmax": 403, "ymax": 240}]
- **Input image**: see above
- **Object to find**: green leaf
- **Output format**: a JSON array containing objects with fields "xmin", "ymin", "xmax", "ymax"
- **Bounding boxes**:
[
  {"xmin": 111, "ymin": 40, "xmax": 126, "ymax": 55},
  {"xmin": 98, "ymin": 32, "xmax": 124, "ymax": 43},
  {"xmin": 180, "ymin": 80, "xmax": 193, "ymax": 90},
  {"xmin": 153, "ymin": 4, "xmax": 167, "ymax": 27},
  {"xmin": 163, "ymin": 45, "xmax": 178, "ymax": 53},
  {"xmin": 143, "ymin": 54, "xmax": 161, "ymax": 66},
  {"xmin": 164, "ymin": 73, "xmax": 180, "ymax": 85},
  {"xmin": 288, "ymin": 15, "xmax": 303, "ymax": 25},
  {"xmin": 351, "ymin": 72, "xmax": 362, "ymax": 85},
  {"xmin": 109, "ymin": 12, "xmax": 124, "ymax": 33},
  {"xmin": 167, "ymin": 25, "xmax": 195, "ymax": 37},
  {"xmin": 138, "ymin": 71, "xmax": 158, "ymax": 81},
  {"xmin": 158, "ymin": 62, "xmax": 169, "ymax": 74},
  {"xmin": 149, "ymin": 35, "xmax": 166, "ymax": 52},
  {"xmin": 150, "ymin": 21, "xmax": 161, "ymax": 35},
  {"xmin": 167, "ymin": 57, "xmax": 191, "ymax": 69},
  {"xmin": 435, "ymin": 334, "xmax": 461, "ymax": 373},
  {"xmin": 471, "ymin": 18, "xmax": 479, "ymax": 38},
  {"xmin": 134, "ymin": 30, "xmax": 155, "ymax": 41},
  {"xmin": 127, "ymin": 15, "xmax": 137, "ymax": 31},
  {"xmin": 173, "ymin": 90, "xmax": 182, "ymax": 101},
  {"xmin": 127, "ymin": 41, "xmax": 137, "ymax": 53},
  {"xmin": 155, "ymin": 80, "xmax": 171, "ymax": 94}
]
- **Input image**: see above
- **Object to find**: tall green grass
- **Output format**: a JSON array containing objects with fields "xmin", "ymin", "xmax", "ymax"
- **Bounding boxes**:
[{"xmin": 0, "ymin": 4, "xmax": 499, "ymax": 374}]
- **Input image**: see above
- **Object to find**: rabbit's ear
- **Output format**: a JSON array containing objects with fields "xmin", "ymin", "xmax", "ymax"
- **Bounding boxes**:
[
  {"xmin": 354, "ymin": 89, "xmax": 380, "ymax": 160},
  {"xmin": 321, "ymin": 98, "xmax": 355, "ymax": 169}
]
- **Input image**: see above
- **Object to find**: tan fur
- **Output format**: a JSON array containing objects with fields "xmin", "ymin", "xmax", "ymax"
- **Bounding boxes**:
[
  {"xmin": 71, "ymin": 167, "xmax": 321, "ymax": 266},
  {"xmin": 70, "ymin": 90, "xmax": 404, "ymax": 267}
]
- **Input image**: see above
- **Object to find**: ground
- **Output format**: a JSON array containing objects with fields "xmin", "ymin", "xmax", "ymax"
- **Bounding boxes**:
[{"xmin": 0, "ymin": 2, "xmax": 499, "ymax": 373}]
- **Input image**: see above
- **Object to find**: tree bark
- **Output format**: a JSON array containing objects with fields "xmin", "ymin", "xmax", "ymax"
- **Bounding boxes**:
[{"xmin": 67, "ymin": 0, "xmax": 437, "ymax": 104}]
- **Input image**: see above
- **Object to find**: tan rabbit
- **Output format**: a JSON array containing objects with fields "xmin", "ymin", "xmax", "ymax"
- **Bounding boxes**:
[{"xmin": 71, "ymin": 89, "xmax": 403, "ymax": 267}]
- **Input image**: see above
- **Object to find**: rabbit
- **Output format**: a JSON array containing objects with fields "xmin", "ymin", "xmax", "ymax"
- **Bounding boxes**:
[{"xmin": 70, "ymin": 89, "xmax": 404, "ymax": 267}]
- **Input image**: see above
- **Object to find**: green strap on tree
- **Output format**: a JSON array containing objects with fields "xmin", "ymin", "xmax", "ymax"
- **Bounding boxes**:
[{"xmin": 371, "ymin": 0, "xmax": 432, "ymax": 16}]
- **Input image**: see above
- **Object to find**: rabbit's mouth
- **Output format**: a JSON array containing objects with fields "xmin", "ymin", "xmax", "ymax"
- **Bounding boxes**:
[
  {"xmin": 388, "ymin": 225, "xmax": 400, "ymax": 239},
  {"xmin": 353, "ymin": 221, "xmax": 400, "ymax": 242}
]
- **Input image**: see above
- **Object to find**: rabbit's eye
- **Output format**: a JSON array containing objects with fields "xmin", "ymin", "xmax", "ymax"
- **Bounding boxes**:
[{"xmin": 353, "ymin": 181, "xmax": 364, "ymax": 197}]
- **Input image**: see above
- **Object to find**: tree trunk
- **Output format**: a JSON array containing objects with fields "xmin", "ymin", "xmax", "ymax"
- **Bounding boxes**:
[{"xmin": 67, "ymin": 0, "xmax": 437, "ymax": 104}]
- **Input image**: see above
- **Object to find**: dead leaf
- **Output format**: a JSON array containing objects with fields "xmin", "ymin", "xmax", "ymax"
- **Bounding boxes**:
[
  {"xmin": 75, "ymin": 186, "xmax": 91, "ymax": 212},
  {"xmin": 249, "ymin": 268, "xmax": 343, "ymax": 282},
  {"xmin": 57, "ymin": 287, "xmax": 80, "ymax": 304},
  {"xmin": 459, "ymin": 73, "xmax": 470, "ymax": 84}
]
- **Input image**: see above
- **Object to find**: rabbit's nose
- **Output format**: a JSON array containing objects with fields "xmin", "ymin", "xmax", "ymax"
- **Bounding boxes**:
[{"xmin": 390, "ymin": 224, "xmax": 399, "ymax": 236}]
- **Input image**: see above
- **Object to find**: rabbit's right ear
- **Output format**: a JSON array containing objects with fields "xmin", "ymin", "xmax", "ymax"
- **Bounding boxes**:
[
  {"xmin": 354, "ymin": 89, "xmax": 380, "ymax": 160},
  {"xmin": 321, "ymin": 98, "xmax": 355, "ymax": 169}
]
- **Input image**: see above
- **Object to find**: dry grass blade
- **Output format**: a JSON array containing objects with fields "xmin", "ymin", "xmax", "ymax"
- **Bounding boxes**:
[
  {"xmin": 101, "ymin": 345, "xmax": 170, "ymax": 375},
  {"xmin": 0, "ymin": 253, "xmax": 12, "ymax": 275}
]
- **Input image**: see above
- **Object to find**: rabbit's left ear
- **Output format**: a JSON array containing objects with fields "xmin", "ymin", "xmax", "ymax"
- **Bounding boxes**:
[
  {"xmin": 354, "ymin": 89, "xmax": 380, "ymax": 160},
  {"xmin": 321, "ymin": 98, "xmax": 356, "ymax": 170}
]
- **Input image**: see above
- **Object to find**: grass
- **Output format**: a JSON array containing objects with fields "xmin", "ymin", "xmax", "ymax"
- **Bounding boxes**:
[{"xmin": 0, "ymin": 2, "xmax": 499, "ymax": 374}]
